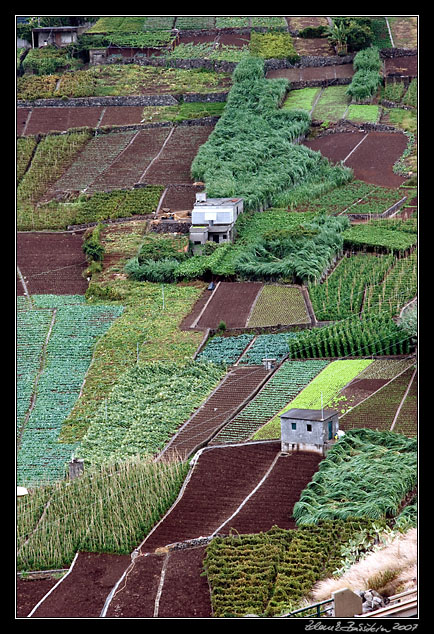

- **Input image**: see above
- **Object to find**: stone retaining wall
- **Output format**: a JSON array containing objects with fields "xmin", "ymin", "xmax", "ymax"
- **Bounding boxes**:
[{"xmin": 17, "ymin": 94, "xmax": 179, "ymax": 108}]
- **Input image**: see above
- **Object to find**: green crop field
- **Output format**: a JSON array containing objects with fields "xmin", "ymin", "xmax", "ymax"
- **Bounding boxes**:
[
  {"xmin": 246, "ymin": 285, "xmax": 309, "ymax": 326},
  {"xmin": 311, "ymin": 85, "xmax": 350, "ymax": 121}
]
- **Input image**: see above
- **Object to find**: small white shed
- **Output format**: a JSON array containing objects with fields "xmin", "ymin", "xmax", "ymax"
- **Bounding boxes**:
[{"xmin": 281, "ymin": 408, "xmax": 339, "ymax": 456}]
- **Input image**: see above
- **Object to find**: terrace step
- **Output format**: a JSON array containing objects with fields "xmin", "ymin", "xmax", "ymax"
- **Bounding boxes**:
[{"xmin": 158, "ymin": 365, "xmax": 272, "ymax": 460}]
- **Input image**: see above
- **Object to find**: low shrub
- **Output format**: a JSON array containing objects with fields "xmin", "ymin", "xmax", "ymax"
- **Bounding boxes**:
[
  {"xmin": 298, "ymin": 26, "xmax": 329, "ymax": 38},
  {"xmin": 250, "ymin": 30, "xmax": 300, "ymax": 62},
  {"xmin": 82, "ymin": 222, "xmax": 105, "ymax": 262},
  {"xmin": 346, "ymin": 46, "xmax": 382, "ymax": 102}
]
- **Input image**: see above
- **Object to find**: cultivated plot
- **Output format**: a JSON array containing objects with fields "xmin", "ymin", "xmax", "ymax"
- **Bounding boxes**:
[
  {"xmin": 304, "ymin": 131, "xmax": 409, "ymax": 187},
  {"xmin": 17, "ymin": 232, "xmax": 89, "ymax": 296}
]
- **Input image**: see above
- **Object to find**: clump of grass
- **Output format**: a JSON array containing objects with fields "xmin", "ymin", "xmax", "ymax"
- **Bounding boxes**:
[
  {"xmin": 293, "ymin": 429, "xmax": 417, "ymax": 526},
  {"xmin": 311, "ymin": 528, "xmax": 417, "ymax": 600}
]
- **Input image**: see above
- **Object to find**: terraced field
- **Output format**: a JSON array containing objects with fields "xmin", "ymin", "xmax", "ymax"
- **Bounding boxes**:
[
  {"xmin": 210, "ymin": 360, "xmax": 329, "ymax": 444},
  {"xmin": 16, "ymin": 14, "xmax": 418, "ymax": 620},
  {"xmin": 340, "ymin": 364, "xmax": 417, "ymax": 433}
]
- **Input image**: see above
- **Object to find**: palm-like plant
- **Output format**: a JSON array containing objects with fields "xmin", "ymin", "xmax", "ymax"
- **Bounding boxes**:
[{"xmin": 327, "ymin": 22, "xmax": 349, "ymax": 54}]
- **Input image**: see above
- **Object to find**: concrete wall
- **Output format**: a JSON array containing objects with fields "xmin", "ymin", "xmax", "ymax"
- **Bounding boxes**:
[{"xmin": 281, "ymin": 413, "xmax": 339, "ymax": 454}]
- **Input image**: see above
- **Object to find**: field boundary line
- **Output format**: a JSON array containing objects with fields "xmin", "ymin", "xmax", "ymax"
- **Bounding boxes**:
[
  {"xmin": 21, "ymin": 108, "xmax": 33, "ymax": 137},
  {"xmin": 155, "ymin": 186, "xmax": 169, "ymax": 215},
  {"xmin": 390, "ymin": 366, "xmax": 417, "ymax": 431},
  {"xmin": 16, "ymin": 266, "xmax": 33, "ymax": 306},
  {"xmin": 300, "ymin": 285, "xmax": 317, "ymax": 327},
  {"xmin": 234, "ymin": 335, "xmax": 258, "ymax": 365},
  {"xmin": 244, "ymin": 283, "xmax": 264, "ymax": 327},
  {"xmin": 342, "ymin": 133, "xmax": 368, "ymax": 164},
  {"xmin": 95, "ymin": 107, "xmax": 107, "ymax": 129},
  {"xmin": 385, "ymin": 17, "xmax": 395, "ymax": 48},
  {"xmin": 210, "ymin": 449, "xmax": 282, "ymax": 536},
  {"xmin": 153, "ymin": 551, "xmax": 171, "ymax": 618},
  {"xmin": 310, "ymin": 87, "xmax": 324, "ymax": 117},
  {"xmin": 27, "ymin": 552, "xmax": 79, "ymax": 617},
  {"xmin": 100, "ymin": 551, "xmax": 154, "ymax": 618},
  {"xmin": 137, "ymin": 125, "xmax": 175, "ymax": 184}
]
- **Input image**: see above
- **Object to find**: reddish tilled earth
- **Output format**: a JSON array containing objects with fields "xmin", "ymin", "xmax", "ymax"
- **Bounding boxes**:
[
  {"xmin": 27, "ymin": 552, "xmax": 131, "ymax": 618},
  {"xmin": 106, "ymin": 546, "xmax": 212, "ymax": 618},
  {"xmin": 20, "ymin": 107, "xmax": 104, "ymax": 136},
  {"xmin": 17, "ymin": 576, "xmax": 59, "ymax": 618},
  {"xmin": 384, "ymin": 55, "xmax": 418, "ymax": 78},
  {"xmin": 158, "ymin": 183, "xmax": 203, "ymax": 213},
  {"xmin": 343, "ymin": 131, "xmax": 408, "ymax": 188},
  {"xmin": 143, "ymin": 124, "xmax": 214, "ymax": 185},
  {"xmin": 20, "ymin": 442, "xmax": 322, "ymax": 618},
  {"xmin": 105, "ymin": 553, "xmax": 165, "ymax": 618},
  {"xmin": 304, "ymin": 130, "xmax": 408, "ymax": 188},
  {"xmin": 223, "ymin": 451, "xmax": 322, "ymax": 534},
  {"xmin": 195, "ymin": 281, "xmax": 263, "ymax": 329},
  {"xmin": 160, "ymin": 365, "xmax": 271, "ymax": 460},
  {"xmin": 99, "ymin": 106, "xmax": 146, "ymax": 127},
  {"xmin": 142, "ymin": 442, "xmax": 282, "ymax": 552},
  {"xmin": 156, "ymin": 546, "xmax": 212, "ymax": 618},
  {"xmin": 17, "ymin": 231, "xmax": 89, "ymax": 295}
]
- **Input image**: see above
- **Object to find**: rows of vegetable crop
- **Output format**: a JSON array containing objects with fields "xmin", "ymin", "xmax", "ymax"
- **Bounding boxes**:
[
  {"xmin": 17, "ymin": 136, "xmax": 37, "ymax": 185},
  {"xmin": 17, "ymin": 131, "xmax": 92, "ymax": 230},
  {"xmin": 239, "ymin": 332, "xmax": 297, "ymax": 365},
  {"xmin": 17, "ymin": 64, "xmax": 232, "ymax": 101},
  {"xmin": 17, "ymin": 296, "xmax": 123, "ymax": 486},
  {"xmin": 37, "ymin": 186, "xmax": 164, "ymax": 230},
  {"xmin": 364, "ymin": 249, "xmax": 417, "ymax": 319},
  {"xmin": 196, "ymin": 333, "xmax": 254, "ymax": 365},
  {"xmin": 286, "ymin": 312, "xmax": 412, "ymax": 359},
  {"xmin": 49, "ymin": 130, "xmax": 138, "ymax": 194},
  {"xmin": 210, "ymin": 360, "xmax": 329, "ymax": 445},
  {"xmin": 342, "ymin": 220, "xmax": 417, "ymax": 255},
  {"xmin": 308, "ymin": 252, "xmax": 397, "ymax": 321},
  {"xmin": 246, "ymin": 285, "xmax": 310, "ymax": 327},
  {"xmin": 77, "ymin": 360, "xmax": 226, "ymax": 466},
  {"xmin": 17, "ymin": 455, "xmax": 189, "ymax": 572},
  {"xmin": 17, "ymin": 307, "xmax": 53, "ymax": 439},
  {"xmin": 203, "ymin": 518, "xmax": 388, "ymax": 618},
  {"xmin": 392, "ymin": 370, "xmax": 417, "ymax": 437},
  {"xmin": 299, "ymin": 179, "xmax": 405, "ymax": 217},
  {"xmin": 253, "ymin": 359, "xmax": 373, "ymax": 441}
]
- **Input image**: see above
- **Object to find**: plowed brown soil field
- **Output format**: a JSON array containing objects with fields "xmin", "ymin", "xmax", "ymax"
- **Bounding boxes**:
[
  {"xmin": 304, "ymin": 130, "xmax": 408, "ymax": 187},
  {"xmin": 17, "ymin": 231, "xmax": 88, "ymax": 295},
  {"xmin": 195, "ymin": 281, "xmax": 263, "ymax": 329}
]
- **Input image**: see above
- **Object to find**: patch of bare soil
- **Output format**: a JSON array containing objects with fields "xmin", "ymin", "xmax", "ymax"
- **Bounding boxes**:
[
  {"xmin": 157, "ymin": 546, "xmax": 212, "ymax": 618},
  {"xmin": 27, "ymin": 552, "xmax": 131, "ymax": 618},
  {"xmin": 17, "ymin": 231, "xmax": 89, "ymax": 296},
  {"xmin": 196, "ymin": 281, "xmax": 263, "ymax": 329},
  {"xmin": 16, "ymin": 576, "xmax": 59, "ymax": 618}
]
